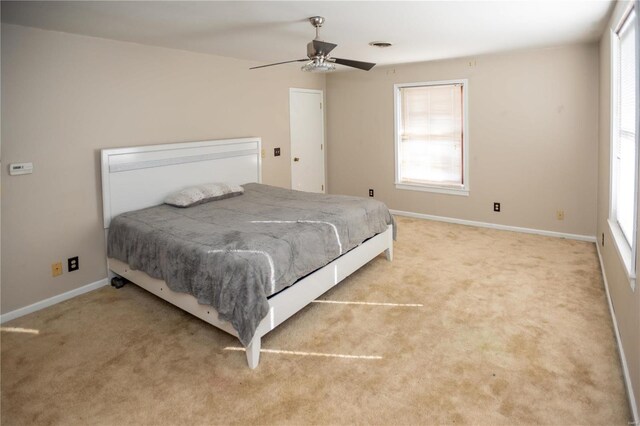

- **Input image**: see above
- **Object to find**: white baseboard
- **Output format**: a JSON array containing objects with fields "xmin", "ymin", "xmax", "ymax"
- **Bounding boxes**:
[
  {"xmin": 0, "ymin": 278, "xmax": 109, "ymax": 324},
  {"xmin": 596, "ymin": 244, "xmax": 639, "ymax": 424},
  {"xmin": 390, "ymin": 209, "xmax": 597, "ymax": 242}
]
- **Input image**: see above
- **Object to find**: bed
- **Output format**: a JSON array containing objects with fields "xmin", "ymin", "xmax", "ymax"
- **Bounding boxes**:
[{"xmin": 101, "ymin": 137, "xmax": 394, "ymax": 368}]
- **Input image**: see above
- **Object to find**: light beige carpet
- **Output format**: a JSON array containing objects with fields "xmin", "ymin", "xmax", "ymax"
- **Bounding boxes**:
[{"xmin": 1, "ymin": 216, "xmax": 631, "ymax": 425}]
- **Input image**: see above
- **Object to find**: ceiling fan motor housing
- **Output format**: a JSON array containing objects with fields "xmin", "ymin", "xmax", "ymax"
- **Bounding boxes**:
[{"xmin": 307, "ymin": 41, "xmax": 322, "ymax": 58}]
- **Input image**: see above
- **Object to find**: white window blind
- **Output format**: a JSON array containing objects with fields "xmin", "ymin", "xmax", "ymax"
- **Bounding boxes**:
[
  {"xmin": 398, "ymin": 83, "xmax": 464, "ymax": 187},
  {"xmin": 614, "ymin": 8, "xmax": 637, "ymax": 245}
]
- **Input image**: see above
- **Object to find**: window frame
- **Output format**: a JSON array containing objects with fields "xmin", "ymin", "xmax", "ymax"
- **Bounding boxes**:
[
  {"xmin": 393, "ymin": 79, "xmax": 470, "ymax": 196},
  {"xmin": 608, "ymin": 1, "xmax": 638, "ymax": 291}
]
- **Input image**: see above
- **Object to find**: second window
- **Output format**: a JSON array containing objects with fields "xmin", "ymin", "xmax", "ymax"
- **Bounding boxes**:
[{"xmin": 394, "ymin": 80, "xmax": 469, "ymax": 195}]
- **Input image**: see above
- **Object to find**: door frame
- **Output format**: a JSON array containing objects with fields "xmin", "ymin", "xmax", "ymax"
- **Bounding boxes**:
[{"xmin": 289, "ymin": 88, "xmax": 326, "ymax": 192}]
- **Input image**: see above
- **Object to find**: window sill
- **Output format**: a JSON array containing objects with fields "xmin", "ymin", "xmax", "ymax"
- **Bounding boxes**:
[
  {"xmin": 395, "ymin": 182, "xmax": 469, "ymax": 196},
  {"xmin": 607, "ymin": 219, "xmax": 637, "ymax": 291}
]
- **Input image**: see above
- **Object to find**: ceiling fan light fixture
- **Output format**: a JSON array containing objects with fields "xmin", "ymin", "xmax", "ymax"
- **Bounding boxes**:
[{"xmin": 301, "ymin": 61, "xmax": 336, "ymax": 72}]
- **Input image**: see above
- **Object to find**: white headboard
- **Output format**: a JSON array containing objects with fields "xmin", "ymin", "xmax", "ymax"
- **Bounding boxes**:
[{"xmin": 101, "ymin": 137, "xmax": 262, "ymax": 228}]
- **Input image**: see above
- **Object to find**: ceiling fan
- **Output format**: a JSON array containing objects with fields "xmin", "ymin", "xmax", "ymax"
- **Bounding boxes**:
[{"xmin": 250, "ymin": 16, "xmax": 376, "ymax": 72}]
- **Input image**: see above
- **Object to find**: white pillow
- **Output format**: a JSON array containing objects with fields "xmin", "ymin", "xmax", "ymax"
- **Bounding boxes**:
[{"xmin": 164, "ymin": 183, "xmax": 244, "ymax": 207}]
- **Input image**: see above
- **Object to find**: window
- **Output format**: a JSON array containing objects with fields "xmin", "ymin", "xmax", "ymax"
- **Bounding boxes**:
[
  {"xmin": 609, "ymin": 4, "xmax": 638, "ymax": 289},
  {"xmin": 394, "ymin": 80, "xmax": 469, "ymax": 195}
]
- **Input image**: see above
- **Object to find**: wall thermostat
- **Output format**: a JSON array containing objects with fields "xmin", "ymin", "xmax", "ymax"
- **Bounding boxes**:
[{"xmin": 9, "ymin": 162, "xmax": 33, "ymax": 175}]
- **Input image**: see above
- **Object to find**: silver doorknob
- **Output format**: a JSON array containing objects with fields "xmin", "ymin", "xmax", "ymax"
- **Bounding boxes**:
[{"xmin": 293, "ymin": 157, "xmax": 300, "ymax": 162}]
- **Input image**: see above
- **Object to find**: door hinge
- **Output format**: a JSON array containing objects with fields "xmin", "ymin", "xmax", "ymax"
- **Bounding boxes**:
[
  {"xmin": 320, "ymin": 102, "xmax": 322, "ymax": 109},
  {"xmin": 322, "ymin": 184, "xmax": 324, "ymax": 191},
  {"xmin": 321, "ymin": 144, "xmax": 323, "ymax": 150}
]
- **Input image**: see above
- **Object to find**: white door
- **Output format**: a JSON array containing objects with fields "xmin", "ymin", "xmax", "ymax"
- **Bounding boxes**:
[{"xmin": 290, "ymin": 88, "xmax": 325, "ymax": 193}]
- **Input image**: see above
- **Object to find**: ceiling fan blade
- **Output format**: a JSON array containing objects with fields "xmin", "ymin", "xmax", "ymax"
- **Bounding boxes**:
[
  {"xmin": 250, "ymin": 59, "xmax": 308, "ymax": 70},
  {"xmin": 312, "ymin": 39, "xmax": 337, "ymax": 55},
  {"xmin": 330, "ymin": 58, "xmax": 376, "ymax": 71},
  {"xmin": 328, "ymin": 58, "xmax": 376, "ymax": 71}
]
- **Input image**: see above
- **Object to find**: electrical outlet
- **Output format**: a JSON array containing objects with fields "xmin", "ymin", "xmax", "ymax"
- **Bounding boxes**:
[
  {"xmin": 68, "ymin": 256, "xmax": 79, "ymax": 272},
  {"xmin": 493, "ymin": 202, "xmax": 500, "ymax": 212},
  {"xmin": 369, "ymin": 189, "xmax": 374, "ymax": 197},
  {"xmin": 556, "ymin": 210, "xmax": 565, "ymax": 220},
  {"xmin": 274, "ymin": 147, "xmax": 281, "ymax": 157},
  {"xmin": 51, "ymin": 262, "xmax": 63, "ymax": 277}
]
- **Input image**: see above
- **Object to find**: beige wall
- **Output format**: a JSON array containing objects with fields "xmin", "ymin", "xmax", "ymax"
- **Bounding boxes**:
[
  {"xmin": 1, "ymin": 24, "xmax": 324, "ymax": 313},
  {"xmin": 326, "ymin": 44, "xmax": 599, "ymax": 237},
  {"xmin": 597, "ymin": 1, "xmax": 640, "ymax": 413}
]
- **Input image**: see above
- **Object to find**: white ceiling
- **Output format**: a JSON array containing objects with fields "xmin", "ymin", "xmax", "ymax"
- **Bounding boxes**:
[{"xmin": 1, "ymin": 1, "xmax": 614, "ymax": 70}]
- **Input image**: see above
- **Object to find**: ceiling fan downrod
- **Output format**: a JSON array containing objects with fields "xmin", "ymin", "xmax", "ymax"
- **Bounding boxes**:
[{"xmin": 309, "ymin": 16, "xmax": 325, "ymax": 40}]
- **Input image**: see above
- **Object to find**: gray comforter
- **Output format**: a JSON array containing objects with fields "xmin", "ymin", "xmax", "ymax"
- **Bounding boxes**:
[{"xmin": 107, "ymin": 183, "xmax": 395, "ymax": 346}]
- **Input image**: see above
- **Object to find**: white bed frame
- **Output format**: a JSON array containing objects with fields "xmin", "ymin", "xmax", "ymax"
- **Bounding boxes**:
[{"xmin": 101, "ymin": 137, "xmax": 393, "ymax": 368}]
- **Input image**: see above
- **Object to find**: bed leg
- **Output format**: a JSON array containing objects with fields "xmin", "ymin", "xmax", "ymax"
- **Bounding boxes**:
[
  {"xmin": 384, "ymin": 246, "xmax": 393, "ymax": 261},
  {"xmin": 246, "ymin": 336, "xmax": 261, "ymax": 369},
  {"xmin": 384, "ymin": 225, "xmax": 394, "ymax": 261}
]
